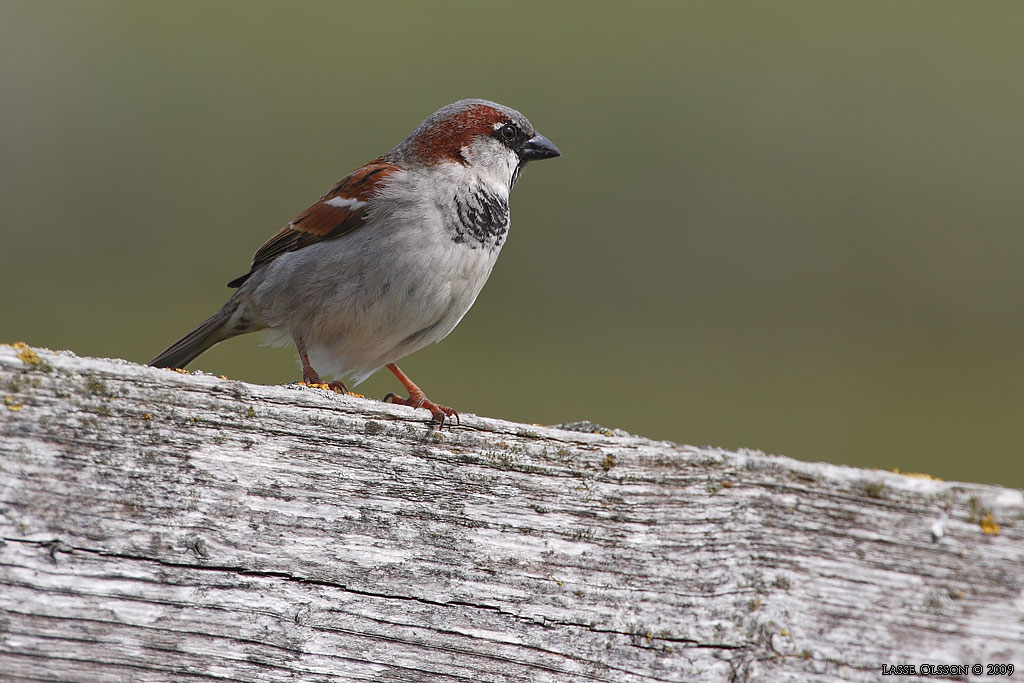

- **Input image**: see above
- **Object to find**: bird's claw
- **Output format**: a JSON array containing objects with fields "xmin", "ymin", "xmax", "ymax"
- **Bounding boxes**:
[
  {"xmin": 301, "ymin": 371, "xmax": 348, "ymax": 394},
  {"xmin": 383, "ymin": 392, "xmax": 459, "ymax": 427}
]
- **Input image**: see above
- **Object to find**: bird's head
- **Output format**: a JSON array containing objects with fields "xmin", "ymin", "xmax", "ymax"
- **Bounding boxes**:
[{"xmin": 390, "ymin": 99, "xmax": 560, "ymax": 189}]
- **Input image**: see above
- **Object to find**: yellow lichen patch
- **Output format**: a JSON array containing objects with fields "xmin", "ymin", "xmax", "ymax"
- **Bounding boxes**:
[
  {"xmin": 300, "ymin": 381, "xmax": 331, "ymax": 390},
  {"xmin": 13, "ymin": 342, "xmax": 41, "ymax": 367},
  {"xmin": 780, "ymin": 628, "xmax": 791, "ymax": 637},
  {"xmin": 980, "ymin": 513, "xmax": 1000, "ymax": 535},
  {"xmin": 144, "ymin": 413, "xmax": 152, "ymax": 420},
  {"xmin": 348, "ymin": 392, "xmax": 365, "ymax": 398},
  {"xmin": 891, "ymin": 468, "xmax": 943, "ymax": 481},
  {"xmin": 173, "ymin": 368, "xmax": 191, "ymax": 374},
  {"xmin": 601, "ymin": 454, "xmax": 616, "ymax": 471},
  {"xmin": 4, "ymin": 395, "xmax": 23, "ymax": 411}
]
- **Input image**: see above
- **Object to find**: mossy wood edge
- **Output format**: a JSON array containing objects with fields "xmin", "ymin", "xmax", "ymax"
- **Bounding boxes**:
[{"xmin": 1, "ymin": 344, "xmax": 1021, "ymax": 682}]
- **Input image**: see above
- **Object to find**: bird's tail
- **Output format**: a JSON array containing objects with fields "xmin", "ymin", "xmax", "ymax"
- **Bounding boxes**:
[{"xmin": 149, "ymin": 302, "xmax": 248, "ymax": 370}]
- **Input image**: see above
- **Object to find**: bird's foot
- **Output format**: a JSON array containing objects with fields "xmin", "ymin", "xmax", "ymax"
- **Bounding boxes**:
[
  {"xmin": 301, "ymin": 369, "xmax": 348, "ymax": 394},
  {"xmin": 383, "ymin": 391, "xmax": 459, "ymax": 427},
  {"xmin": 296, "ymin": 337, "xmax": 347, "ymax": 393}
]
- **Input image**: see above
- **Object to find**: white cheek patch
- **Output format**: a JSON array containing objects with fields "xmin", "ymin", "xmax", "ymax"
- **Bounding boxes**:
[
  {"xmin": 461, "ymin": 138, "xmax": 519, "ymax": 189},
  {"xmin": 325, "ymin": 197, "xmax": 368, "ymax": 210}
]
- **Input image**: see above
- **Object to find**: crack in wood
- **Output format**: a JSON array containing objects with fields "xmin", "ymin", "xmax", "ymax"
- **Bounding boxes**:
[{"xmin": 6, "ymin": 536, "xmax": 747, "ymax": 657}]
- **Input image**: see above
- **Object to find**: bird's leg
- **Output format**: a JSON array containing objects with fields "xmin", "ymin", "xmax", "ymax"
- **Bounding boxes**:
[
  {"xmin": 295, "ymin": 336, "xmax": 324, "ymax": 385},
  {"xmin": 294, "ymin": 336, "xmax": 347, "ymax": 393},
  {"xmin": 383, "ymin": 363, "xmax": 458, "ymax": 426}
]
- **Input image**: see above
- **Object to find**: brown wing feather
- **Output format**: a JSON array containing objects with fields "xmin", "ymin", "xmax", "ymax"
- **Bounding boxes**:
[{"xmin": 227, "ymin": 160, "xmax": 401, "ymax": 287}]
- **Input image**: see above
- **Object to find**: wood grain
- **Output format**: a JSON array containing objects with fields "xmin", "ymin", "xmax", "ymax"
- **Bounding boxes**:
[{"xmin": 1, "ymin": 344, "xmax": 1021, "ymax": 681}]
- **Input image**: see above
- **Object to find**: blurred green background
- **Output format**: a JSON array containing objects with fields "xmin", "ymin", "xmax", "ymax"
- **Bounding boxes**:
[{"xmin": 3, "ymin": 2, "xmax": 1022, "ymax": 487}]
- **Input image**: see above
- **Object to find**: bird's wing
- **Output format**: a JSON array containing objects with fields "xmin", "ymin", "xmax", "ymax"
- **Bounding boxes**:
[{"xmin": 227, "ymin": 160, "xmax": 402, "ymax": 287}]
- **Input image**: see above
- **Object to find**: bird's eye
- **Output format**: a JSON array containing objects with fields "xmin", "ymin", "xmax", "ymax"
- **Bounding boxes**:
[{"xmin": 498, "ymin": 123, "xmax": 518, "ymax": 142}]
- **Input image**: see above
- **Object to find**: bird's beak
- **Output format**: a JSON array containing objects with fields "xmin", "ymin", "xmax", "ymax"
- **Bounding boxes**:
[{"xmin": 519, "ymin": 133, "xmax": 561, "ymax": 161}]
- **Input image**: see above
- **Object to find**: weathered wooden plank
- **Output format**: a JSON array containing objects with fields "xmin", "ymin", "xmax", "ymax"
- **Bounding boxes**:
[{"xmin": 1, "ymin": 343, "xmax": 1021, "ymax": 681}]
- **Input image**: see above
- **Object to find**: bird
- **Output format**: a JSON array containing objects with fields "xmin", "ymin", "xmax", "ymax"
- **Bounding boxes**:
[{"xmin": 149, "ymin": 99, "xmax": 560, "ymax": 426}]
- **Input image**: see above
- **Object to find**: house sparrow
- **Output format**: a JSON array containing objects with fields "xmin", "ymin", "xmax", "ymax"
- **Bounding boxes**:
[{"xmin": 149, "ymin": 99, "xmax": 560, "ymax": 426}]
